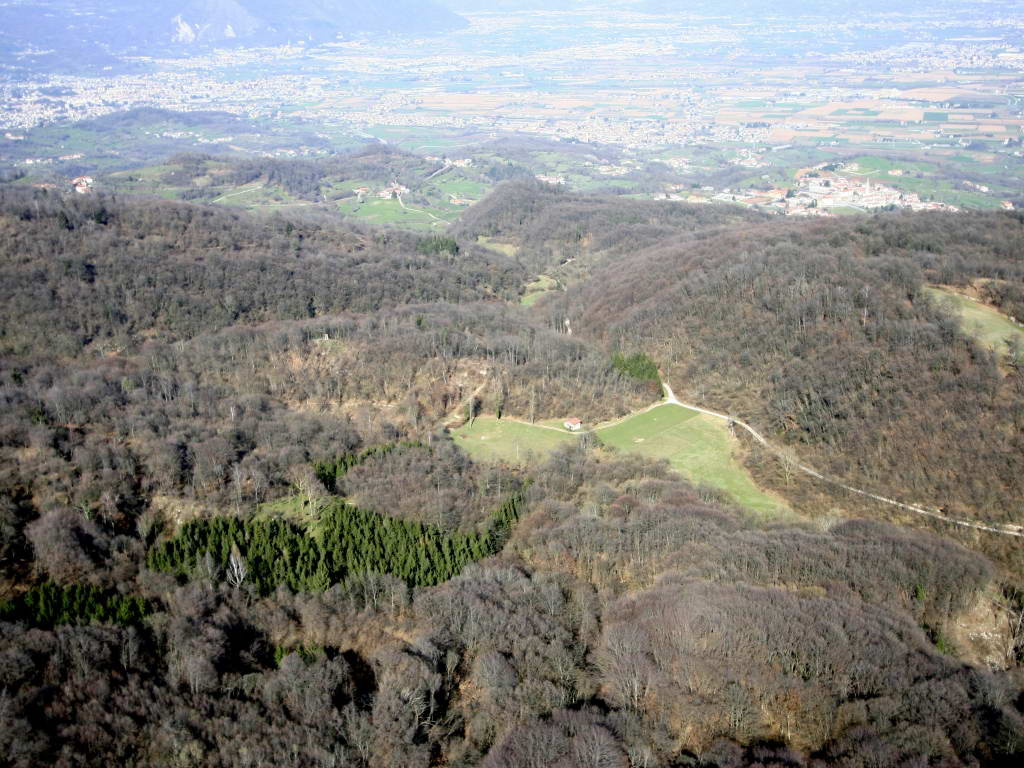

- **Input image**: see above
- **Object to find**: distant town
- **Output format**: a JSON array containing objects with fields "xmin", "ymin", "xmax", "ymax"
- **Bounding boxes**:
[{"xmin": 2, "ymin": 6, "xmax": 1022, "ymax": 213}]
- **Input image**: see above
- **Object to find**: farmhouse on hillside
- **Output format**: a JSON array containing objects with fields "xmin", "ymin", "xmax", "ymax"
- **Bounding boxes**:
[{"xmin": 564, "ymin": 417, "xmax": 583, "ymax": 432}]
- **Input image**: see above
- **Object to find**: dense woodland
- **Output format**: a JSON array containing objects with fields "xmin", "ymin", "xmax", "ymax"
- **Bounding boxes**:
[
  {"xmin": 0, "ymin": 187, "xmax": 531, "ymax": 356},
  {"xmin": 541, "ymin": 209, "xmax": 1024, "ymax": 568},
  {"xmin": 455, "ymin": 180, "xmax": 767, "ymax": 277},
  {"xmin": 2, "ymin": 182, "xmax": 1024, "ymax": 767}
]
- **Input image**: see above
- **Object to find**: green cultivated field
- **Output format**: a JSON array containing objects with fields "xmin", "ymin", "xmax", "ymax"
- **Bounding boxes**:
[
  {"xmin": 434, "ymin": 176, "xmax": 488, "ymax": 200},
  {"xmin": 336, "ymin": 197, "xmax": 450, "ymax": 229},
  {"xmin": 926, "ymin": 287, "xmax": 1024, "ymax": 354},
  {"xmin": 847, "ymin": 155, "xmax": 936, "ymax": 174},
  {"xmin": 453, "ymin": 405, "xmax": 787, "ymax": 517}
]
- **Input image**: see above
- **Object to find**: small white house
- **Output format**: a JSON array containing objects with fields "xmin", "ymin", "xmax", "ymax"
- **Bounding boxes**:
[{"xmin": 564, "ymin": 417, "xmax": 583, "ymax": 432}]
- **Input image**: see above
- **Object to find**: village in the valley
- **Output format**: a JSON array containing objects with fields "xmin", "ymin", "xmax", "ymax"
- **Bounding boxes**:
[{"xmin": 658, "ymin": 162, "xmax": 1017, "ymax": 217}]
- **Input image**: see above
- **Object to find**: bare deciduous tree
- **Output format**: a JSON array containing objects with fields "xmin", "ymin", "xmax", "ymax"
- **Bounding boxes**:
[{"xmin": 226, "ymin": 549, "xmax": 248, "ymax": 589}]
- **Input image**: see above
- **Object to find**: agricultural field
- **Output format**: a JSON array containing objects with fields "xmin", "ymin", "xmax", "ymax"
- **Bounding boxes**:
[
  {"xmin": 845, "ymin": 156, "xmax": 937, "ymax": 175},
  {"xmin": 212, "ymin": 184, "xmax": 304, "ymax": 208},
  {"xmin": 336, "ymin": 197, "xmax": 449, "ymax": 229},
  {"xmin": 925, "ymin": 287, "xmax": 1024, "ymax": 355},
  {"xmin": 98, "ymin": 152, "xmax": 496, "ymax": 226},
  {"xmin": 453, "ymin": 405, "xmax": 787, "ymax": 518},
  {"xmin": 105, "ymin": 163, "xmax": 307, "ymax": 209},
  {"xmin": 431, "ymin": 175, "xmax": 488, "ymax": 201}
]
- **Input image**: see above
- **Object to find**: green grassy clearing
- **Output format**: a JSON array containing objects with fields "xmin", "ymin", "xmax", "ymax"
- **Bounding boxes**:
[
  {"xmin": 925, "ymin": 287, "xmax": 1024, "ymax": 354},
  {"xmin": 596, "ymin": 405, "xmax": 786, "ymax": 517},
  {"xmin": 252, "ymin": 495, "xmax": 326, "ymax": 534},
  {"xmin": 521, "ymin": 293, "xmax": 549, "ymax": 307},
  {"xmin": 327, "ymin": 178, "xmax": 376, "ymax": 194},
  {"xmin": 211, "ymin": 184, "xmax": 279, "ymax": 205},
  {"xmin": 477, "ymin": 237, "xmax": 520, "ymax": 257},
  {"xmin": 109, "ymin": 164, "xmax": 176, "ymax": 182},
  {"xmin": 521, "ymin": 275, "xmax": 559, "ymax": 306},
  {"xmin": 534, "ymin": 151, "xmax": 580, "ymax": 173},
  {"xmin": 337, "ymin": 197, "xmax": 450, "ymax": 229},
  {"xmin": 435, "ymin": 175, "xmax": 488, "ymax": 199},
  {"xmin": 453, "ymin": 405, "xmax": 787, "ymax": 518},
  {"xmin": 453, "ymin": 417, "xmax": 577, "ymax": 465}
]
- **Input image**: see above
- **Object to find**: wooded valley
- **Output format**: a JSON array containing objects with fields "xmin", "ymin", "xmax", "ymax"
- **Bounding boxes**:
[{"xmin": 1, "ymin": 181, "xmax": 1024, "ymax": 768}]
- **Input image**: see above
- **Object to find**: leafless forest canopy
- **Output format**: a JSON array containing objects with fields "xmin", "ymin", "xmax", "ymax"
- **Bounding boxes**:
[{"xmin": 1, "ymin": 183, "xmax": 1024, "ymax": 767}]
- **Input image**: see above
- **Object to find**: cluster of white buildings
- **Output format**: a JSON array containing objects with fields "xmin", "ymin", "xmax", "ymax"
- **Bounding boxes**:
[
  {"xmin": 351, "ymin": 183, "xmax": 409, "ymax": 201},
  {"xmin": 670, "ymin": 171, "xmax": 964, "ymax": 216},
  {"xmin": 425, "ymin": 156, "xmax": 473, "ymax": 168},
  {"xmin": 377, "ymin": 183, "xmax": 410, "ymax": 199},
  {"xmin": 791, "ymin": 172, "xmax": 959, "ymax": 213},
  {"xmin": 730, "ymin": 148, "xmax": 768, "ymax": 169}
]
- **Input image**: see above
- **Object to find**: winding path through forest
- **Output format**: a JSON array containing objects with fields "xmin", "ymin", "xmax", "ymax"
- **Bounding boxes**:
[
  {"xmin": 211, "ymin": 183, "xmax": 264, "ymax": 204},
  {"xmin": 446, "ymin": 365, "xmax": 1023, "ymax": 537},
  {"xmin": 660, "ymin": 380, "xmax": 1024, "ymax": 538}
]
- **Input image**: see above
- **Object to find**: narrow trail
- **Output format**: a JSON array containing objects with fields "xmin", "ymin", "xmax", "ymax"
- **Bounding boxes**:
[
  {"xmin": 660, "ymin": 380, "xmax": 1024, "ymax": 538},
  {"xmin": 444, "ymin": 379, "xmax": 491, "ymax": 430},
  {"xmin": 424, "ymin": 165, "xmax": 450, "ymax": 181},
  {"xmin": 492, "ymin": 397, "xmax": 671, "ymax": 434},
  {"xmin": 503, "ymin": 420, "xmax": 571, "ymax": 433},
  {"xmin": 211, "ymin": 184, "xmax": 264, "ymax": 203},
  {"xmin": 396, "ymin": 195, "xmax": 448, "ymax": 226},
  {"xmin": 443, "ymin": 369, "xmax": 1022, "ymax": 538}
]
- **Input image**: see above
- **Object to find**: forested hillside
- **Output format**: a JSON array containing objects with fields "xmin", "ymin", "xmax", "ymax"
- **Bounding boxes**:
[
  {"xmin": 455, "ymin": 180, "xmax": 767, "ymax": 276},
  {"xmin": 0, "ymin": 188, "xmax": 649, "ymax": 533},
  {"xmin": 546, "ymin": 210, "xmax": 1024, "ymax": 565},
  {"xmin": 1, "ymin": 184, "xmax": 1023, "ymax": 767},
  {"xmin": 0, "ymin": 188, "xmax": 528, "ymax": 356}
]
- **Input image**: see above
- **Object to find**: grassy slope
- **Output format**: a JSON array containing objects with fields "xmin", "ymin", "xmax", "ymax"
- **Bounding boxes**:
[
  {"xmin": 597, "ymin": 405, "xmax": 786, "ymax": 517},
  {"xmin": 453, "ymin": 405, "xmax": 786, "ymax": 517},
  {"xmin": 336, "ymin": 197, "xmax": 447, "ymax": 229},
  {"xmin": 926, "ymin": 287, "xmax": 1024, "ymax": 354},
  {"xmin": 521, "ymin": 275, "xmax": 559, "ymax": 306},
  {"xmin": 453, "ymin": 416, "xmax": 576, "ymax": 464}
]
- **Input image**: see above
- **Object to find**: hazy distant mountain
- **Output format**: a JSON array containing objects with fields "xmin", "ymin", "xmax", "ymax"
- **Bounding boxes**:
[
  {"xmin": 634, "ymin": 0, "xmax": 1012, "ymax": 14},
  {"xmin": 166, "ymin": 0, "xmax": 469, "ymax": 43},
  {"xmin": 0, "ymin": 0, "xmax": 468, "ymax": 57},
  {"xmin": 434, "ymin": 0, "xmax": 592, "ymax": 10}
]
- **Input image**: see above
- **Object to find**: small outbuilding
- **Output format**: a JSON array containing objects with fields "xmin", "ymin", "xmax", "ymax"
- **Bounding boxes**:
[{"xmin": 564, "ymin": 417, "xmax": 583, "ymax": 432}]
